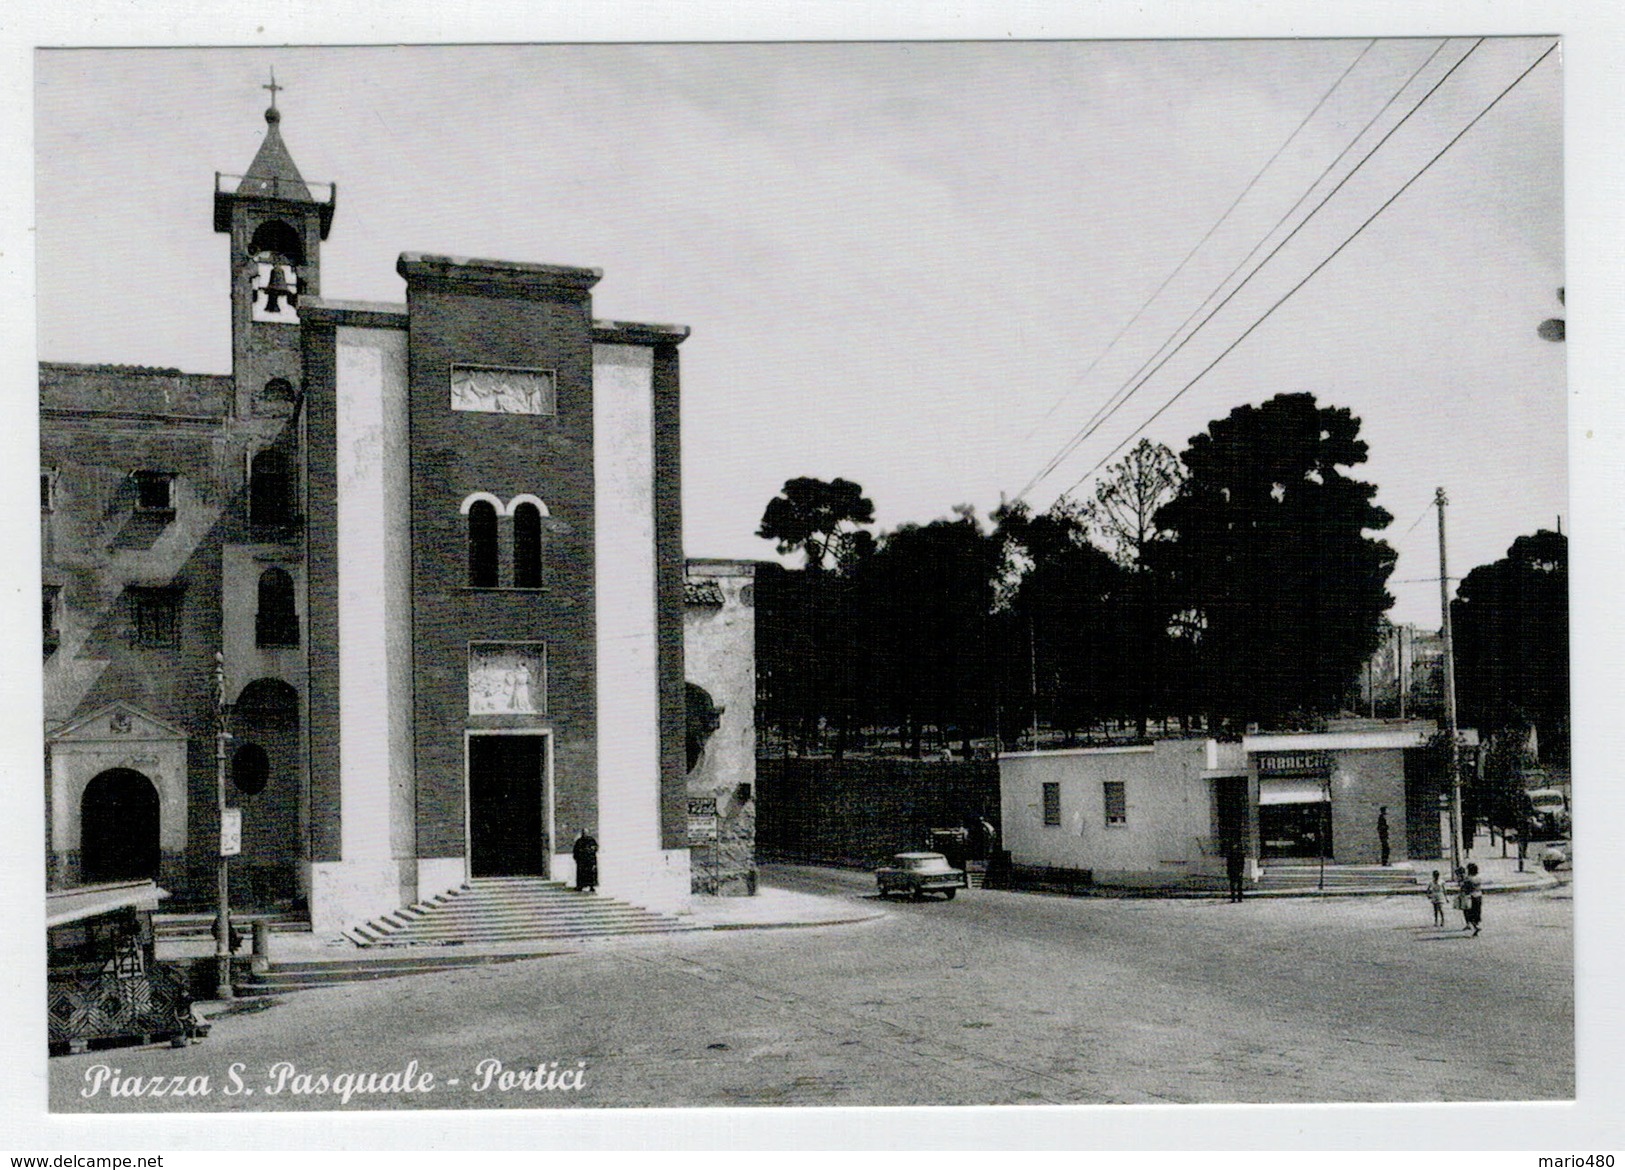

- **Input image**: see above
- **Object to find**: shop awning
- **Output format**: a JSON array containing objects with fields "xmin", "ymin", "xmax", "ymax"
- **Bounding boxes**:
[{"xmin": 1259, "ymin": 778, "xmax": 1328, "ymax": 805}]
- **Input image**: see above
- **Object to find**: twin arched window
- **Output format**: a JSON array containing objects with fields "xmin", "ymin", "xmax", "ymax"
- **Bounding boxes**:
[{"xmin": 464, "ymin": 494, "xmax": 549, "ymax": 589}]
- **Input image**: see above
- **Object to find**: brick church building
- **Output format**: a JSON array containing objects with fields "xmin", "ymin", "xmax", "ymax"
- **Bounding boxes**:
[{"xmin": 41, "ymin": 89, "xmax": 717, "ymax": 933}]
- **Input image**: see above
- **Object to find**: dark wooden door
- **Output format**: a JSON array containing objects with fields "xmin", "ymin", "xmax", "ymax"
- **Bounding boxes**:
[{"xmin": 468, "ymin": 735, "xmax": 547, "ymax": 877}]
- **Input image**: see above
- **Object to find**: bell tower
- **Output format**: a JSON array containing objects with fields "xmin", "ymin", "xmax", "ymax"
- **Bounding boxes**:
[{"xmin": 213, "ymin": 73, "xmax": 337, "ymax": 419}]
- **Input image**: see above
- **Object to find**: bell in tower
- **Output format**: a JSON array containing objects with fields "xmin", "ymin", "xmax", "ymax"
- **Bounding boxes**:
[{"xmin": 213, "ymin": 71, "xmax": 336, "ymax": 417}]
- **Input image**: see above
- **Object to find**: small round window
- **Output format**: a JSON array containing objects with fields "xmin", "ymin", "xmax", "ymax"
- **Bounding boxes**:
[{"xmin": 231, "ymin": 744, "xmax": 269, "ymax": 795}]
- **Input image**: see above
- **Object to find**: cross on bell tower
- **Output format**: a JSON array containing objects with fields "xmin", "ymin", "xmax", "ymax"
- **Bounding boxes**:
[{"xmin": 213, "ymin": 74, "xmax": 337, "ymax": 419}]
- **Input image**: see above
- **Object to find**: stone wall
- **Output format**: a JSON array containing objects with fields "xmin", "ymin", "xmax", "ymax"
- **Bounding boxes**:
[
  {"xmin": 684, "ymin": 561, "xmax": 757, "ymax": 895},
  {"xmin": 757, "ymin": 757, "xmax": 999, "ymax": 869}
]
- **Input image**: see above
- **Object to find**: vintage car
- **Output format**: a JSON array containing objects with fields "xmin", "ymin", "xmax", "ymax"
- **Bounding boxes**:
[
  {"xmin": 875, "ymin": 851, "xmax": 968, "ymax": 900},
  {"xmin": 1540, "ymin": 839, "xmax": 1572, "ymax": 872}
]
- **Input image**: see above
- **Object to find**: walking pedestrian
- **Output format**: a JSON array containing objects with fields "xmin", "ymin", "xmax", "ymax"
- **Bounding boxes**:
[
  {"xmin": 1377, "ymin": 806, "xmax": 1391, "ymax": 867},
  {"xmin": 1460, "ymin": 861, "xmax": 1483, "ymax": 936},
  {"xmin": 572, "ymin": 828, "xmax": 599, "ymax": 893},
  {"xmin": 1225, "ymin": 847, "xmax": 1247, "ymax": 903},
  {"xmin": 1426, "ymin": 869, "xmax": 1446, "ymax": 927}
]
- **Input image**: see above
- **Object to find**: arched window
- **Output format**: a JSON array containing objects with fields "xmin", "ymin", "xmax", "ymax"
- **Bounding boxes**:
[
  {"xmin": 249, "ymin": 220, "xmax": 305, "ymax": 267},
  {"xmin": 513, "ymin": 501, "xmax": 543, "ymax": 588},
  {"xmin": 468, "ymin": 500, "xmax": 499, "ymax": 587},
  {"xmin": 261, "ymin": 377, "xmax": 295, "ymax": 404},
  {"xmin": 255, "ymin": 567, "xmax": 298, "ymax": 646},
  {"xmin": 231, "ymin": 744, "xmax": 270, "ymax": 795},
  {"xmin": 250, "ymin": 449, "xmax": 292, "ymax": 526}
]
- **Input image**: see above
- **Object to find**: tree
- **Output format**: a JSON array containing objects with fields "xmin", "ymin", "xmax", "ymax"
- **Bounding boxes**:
[
  {"xmin": 857, "ymin": 508, "xmax": 1004, "ymax": 756},
  {"xmin": 1451, "ymin": 529, "xmax": 1569, "ymax": 763},
  {"xmin": 1149, "ymin": 393, "xmax": 1396, "ymax": 729},
  {"xmin": 1084, "ymin": 439, "xmax": 1186, "ymax": 735},
  {"xmin": 757, "ymin": 477, "xmax": 875, "ymax": 572},
  {"xmin": 992, "ymin": 499, "xmax": 1130, "ymax": 742},
  {"xmin": 1086, "ymin": 438, "xmax": 1185, "ymax": 567}
]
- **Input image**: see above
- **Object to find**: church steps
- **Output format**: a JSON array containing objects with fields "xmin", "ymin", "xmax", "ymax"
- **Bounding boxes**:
[{"xmin": 339, "ymin": 878, "xmax": 696, "ymax": 948}]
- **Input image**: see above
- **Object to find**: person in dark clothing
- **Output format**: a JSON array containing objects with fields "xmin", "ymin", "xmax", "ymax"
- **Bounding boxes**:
[
  {"xmin": 1461, "ymin": 861, "xmax": 1483, "ymax": 935},
  {"xmin": 1377, "ymin": 806, "xmax": 1391, "ymax": 867},
  {"xmin": 1225, "ymin": 848, "xmax": 1247, "ymax": 902},
  {"xmin": 572, "ymin": 829, "xmax": 599, "ymax": 893}
]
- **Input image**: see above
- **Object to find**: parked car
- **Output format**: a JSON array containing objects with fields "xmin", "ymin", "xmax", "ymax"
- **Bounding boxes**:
[
  {"xmin": 1528, "ymin": 788, "xmax": 1572, "ymax": 836},
  {"xmin": 1540, "ymin": 840, "xmax": 1571, "ymax": 872},
  {"xmin": 875, "ymin": 852, "xmax": 968, "ymax": 900}
]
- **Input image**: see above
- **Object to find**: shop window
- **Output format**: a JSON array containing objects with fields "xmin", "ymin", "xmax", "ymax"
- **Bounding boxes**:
[
  {"xmin": 231, "ymin": 744, "xmax": 270, "ymax": 795},
  {"xmin": 513, "ymin": 501, "xmax": 543, "ymax": 588},
  {"xmin": 129, "ymin": 586, "xmax": 181, "ymax": 648},
  {"xmin": 1042, "ymin": 782, "xmax": 1061, "ymax": 827},
  {"xmin": 249, "ymin": 449, "xmax": 293, "ymax": 526},
  {"xmin": 1104, "ymin": 780, "xmax": 1127, "ymax": 826},
  {"xmin": 255, "ymin": 567, "xmax": 299, "ymax": 647},
  {"xmin": 467, "ymin": 499, "xmax": 499, "ymax": 588},
  {"xmin": 132, "ymin": 471, "xmax": 176, "ymax": 517}
]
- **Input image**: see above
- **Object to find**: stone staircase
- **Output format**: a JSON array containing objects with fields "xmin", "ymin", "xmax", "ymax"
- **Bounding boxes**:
[
  {"xmin": 1255, "ymin": 864, "xmax": 1422, "ymax": 894},
  {"xmin": 341, "ymin": 877, "xmax": 700, "ymax": 947}
]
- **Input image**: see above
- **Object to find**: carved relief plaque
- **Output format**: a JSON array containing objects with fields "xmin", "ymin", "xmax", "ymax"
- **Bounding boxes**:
[
  {"xmin": 450, "ymin": 364, "xmax": 556, "ymax": 416},
  {"xmin": 469, "ymin": 643, "xmax": 547, "ymax": 715}
]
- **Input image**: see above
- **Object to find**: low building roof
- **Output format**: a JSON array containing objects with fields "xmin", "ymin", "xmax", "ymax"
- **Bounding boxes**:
[{"xmin": 47, "ymin": 881, "xmax": 169, "ymax": 928}]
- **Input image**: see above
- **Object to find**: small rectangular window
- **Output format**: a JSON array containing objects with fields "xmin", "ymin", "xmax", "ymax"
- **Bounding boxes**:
[
  {"xmin": 1104, "ymin": 780, "xmax": 1127, "ymax": 826},
  {"xmin": 1042, "ymin": 782, "xmax": 1061, "ymax": 827},
  {"xmin": 43, "ymin": 586, "xmax": 60, "ymax": 657},
  {"xmin": 133, "ymin": 471, "xmax": 176, "ymax": 516},
  {"xmin": 129, "ymin": 586, "xmax": 181, "ymax": 648},
  {"xmin": 41, "ymin": 469, "xmax": 57, "ymax": 511}
]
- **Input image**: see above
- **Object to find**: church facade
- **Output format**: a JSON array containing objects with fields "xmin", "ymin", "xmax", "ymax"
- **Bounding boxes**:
[{"xmin": 42, "ymin": 95, "xmax": 697, "ymax": 932}]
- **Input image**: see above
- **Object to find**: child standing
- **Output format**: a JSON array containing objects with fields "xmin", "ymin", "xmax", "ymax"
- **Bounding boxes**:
[{"xmin": 1426, "ymin": 869, "xmax": 1446, "ymax": 927}]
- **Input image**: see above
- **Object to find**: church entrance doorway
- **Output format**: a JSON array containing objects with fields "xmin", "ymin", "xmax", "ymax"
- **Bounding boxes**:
[
  {"xmin": 81, "ymin": 768, "xmax": 161, "ymax": 882},
  {"xmin": 467, "ymin": 732, "xmax": 550, "ymax": 878}
]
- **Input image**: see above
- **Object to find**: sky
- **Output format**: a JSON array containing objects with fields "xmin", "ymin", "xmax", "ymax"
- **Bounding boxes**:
[{"xmin": 34, "ymin": 40, "xmax": 1563, "ymax": 626}]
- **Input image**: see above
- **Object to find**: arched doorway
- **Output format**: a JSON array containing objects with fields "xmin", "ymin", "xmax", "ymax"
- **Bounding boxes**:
[{"xmin": 80, "ymin": 768, "xmax": 160, "ymax": 882}]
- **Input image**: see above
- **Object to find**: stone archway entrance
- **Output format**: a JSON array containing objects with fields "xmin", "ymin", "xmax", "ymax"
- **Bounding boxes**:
[{"xmin": 80, "ymin": 768, "xmax": 160, "ymax": 882}]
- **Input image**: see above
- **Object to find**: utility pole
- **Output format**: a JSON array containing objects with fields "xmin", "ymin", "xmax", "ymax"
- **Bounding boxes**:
[
  {"xmin": 1436, "ymin": 488, "xmax": 1464, "ymax": 874},
  {"xmin": 1028, "ymin": 614, "xmax": 1040, "ymax": 751}
]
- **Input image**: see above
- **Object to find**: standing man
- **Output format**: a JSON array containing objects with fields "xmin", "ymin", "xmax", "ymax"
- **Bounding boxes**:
[
  {"xmin": 1225, "ymin": 846, "xmax": 1247, "ymax": 903},
  {"xmin": 572, "ymin": 828, "xmax": 599, "ymax": 894},
  {"xmin": 1377, "ymin": 805, "xmax": 1391, "ymax": 867}
]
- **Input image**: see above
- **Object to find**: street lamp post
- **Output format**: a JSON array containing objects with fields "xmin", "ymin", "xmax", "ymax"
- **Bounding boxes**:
[
  {"xmin": 1436, "ymin": 488, "xmax": 1464, "ymax": 875},
  {"xmin": 214, "ymin": 652, "xmax": 234, "ymax": 1000}
]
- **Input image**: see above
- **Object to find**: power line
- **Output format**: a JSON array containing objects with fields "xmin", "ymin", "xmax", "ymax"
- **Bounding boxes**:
[
  {"xmin": 1020, "ymin": 39, "xmax": 1376, "ymax": 445},
  {"xmin": 1059, "ymin": 40, "xmax": 1559, "ymax": 496},
  {"xmin": 1021, "ymin": 38, "xmax": 1470, "ymax": 503}
]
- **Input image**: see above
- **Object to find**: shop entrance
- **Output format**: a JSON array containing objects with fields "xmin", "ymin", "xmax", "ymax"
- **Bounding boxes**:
[
  {"xmin": 467, "ymin": 733, "xmax": 549, "ymax": 877},
  {"xmin": 1259, "ymin": 800, "xmax": 1331, "ymax": 860}
]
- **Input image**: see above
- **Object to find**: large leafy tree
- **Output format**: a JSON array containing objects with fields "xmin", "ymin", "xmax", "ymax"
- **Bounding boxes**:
[
  {"xmin": 1149, "ymin": 393, "xmax": 1396, "ymax": 729},
  {"xmin": 1451, "ymin": 529, "xmax": 1568, "ymax": 763},
  {"xmin": 757, "ymin": 476, "xmax": 876, "ymax": 572}
]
